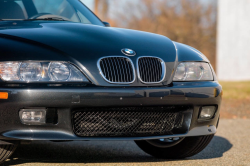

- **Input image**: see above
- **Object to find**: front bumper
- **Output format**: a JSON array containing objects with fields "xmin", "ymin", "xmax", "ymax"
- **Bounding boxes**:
[{"xmin": 0, "ymin": 81, "xmax": 222, "ymax": 141}]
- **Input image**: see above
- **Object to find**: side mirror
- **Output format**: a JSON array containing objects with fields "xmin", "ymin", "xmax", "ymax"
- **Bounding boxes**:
[{"xmin": 103, "ymin": 22, "xmax": 111, "ymax": 27}]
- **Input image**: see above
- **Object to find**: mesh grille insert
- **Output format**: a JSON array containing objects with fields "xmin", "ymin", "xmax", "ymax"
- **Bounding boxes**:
[
  {"xmin": 138, "ymin": 57, "xmax": 165, "ymax": 83},
  {"xmin": 98, "ymin": 57, "xmax": 135, "ymax": 83},
  {"xmin": 72, "ymin": 106, "xmax": 189, "ymax": 137}
]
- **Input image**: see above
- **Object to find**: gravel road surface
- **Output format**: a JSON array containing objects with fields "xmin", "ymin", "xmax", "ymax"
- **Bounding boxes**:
[{"xmin": 3, "ymin": 119, "xmax": 250, "ymax": 166}]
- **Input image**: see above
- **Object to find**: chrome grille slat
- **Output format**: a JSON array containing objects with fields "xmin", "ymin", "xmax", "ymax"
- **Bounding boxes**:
[
  {"xmin": 113, "ymin": 58, "xmax": 119, "ymax": 82},
  {"xmin": 115, "ymin": 58, "xmax": 121, "ymax": 82},
  {"xmin": 151, "ymin": 58, "xmax": 155, "ymax": 82},
  {"xmin": 109, "ymin": 58, "xmax": 115, "ymax": 82},
  {"xmin": 144, "ymin": 58, "xmax": 149, "ymax": 82},
  {"xmin": 149, "ymin": 58, "xmax": 154, "ymax": 82},
  {"xmin": 123, "ymin": 58, "xmax": 129, "ymax": 82},
  {"xmin": 127, "ymin": 59, "xmax": 133, "ymax": 81},
  {"xmin": 103, "ymin": 59, "xmax": 110, "ymax": 81},
  {"xmin": 156, "ymin": 59, "xmax": 161, "ymax": 81},
  {"xmin": 154, "ymin": 58, "xmax": 161, "ymax": 82},
  {"xmin": 152, "ymin": 58, "xmax": 158, "ymax": 82},
  {"xmin": 146, "ymin": 58, "xmax": 150, "ymax": 82},
  {"xmin": 125, "ymin": 59, "xmax": 130, "ymax": 81},
  {"xmin": 101, "ymin": 60, "xmax": 108, "ymax": 80},
  {"xmin": 98, "ymin": 56, "xmax": 135, "ymax": 84},
  {"xmin": 138, "ymin": 57, "xmax": 166, "ymax": 83},
  {"xmin": 119, "ymin": 58, "xmax": 125, "ymax": 82}
]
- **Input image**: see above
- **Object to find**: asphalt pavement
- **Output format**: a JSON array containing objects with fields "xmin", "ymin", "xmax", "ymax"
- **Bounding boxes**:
[{"xmin": 3, "ymin": 119, "xmax": 250, "ymax": 166}]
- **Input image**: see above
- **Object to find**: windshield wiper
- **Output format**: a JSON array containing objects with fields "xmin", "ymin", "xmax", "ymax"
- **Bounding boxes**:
[{"xmin": 24, "ymin": 17, "xmax": 68, "ymax": 21}]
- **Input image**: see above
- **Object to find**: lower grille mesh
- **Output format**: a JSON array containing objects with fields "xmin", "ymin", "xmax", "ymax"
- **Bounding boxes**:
[{"xmin": 73, "ymin": 106, "xmax": 189, "ymax": 137}]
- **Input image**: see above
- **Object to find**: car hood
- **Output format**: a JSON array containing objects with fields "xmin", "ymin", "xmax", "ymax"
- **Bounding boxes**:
[{"xmin": 0, "ymin": 21, "xmax": 177, "ymax": 86}]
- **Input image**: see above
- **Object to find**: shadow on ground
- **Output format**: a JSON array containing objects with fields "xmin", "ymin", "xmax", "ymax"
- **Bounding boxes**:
[{"xmin": 3, "ymin": 136, "xmax": 232, "ymax": 165}]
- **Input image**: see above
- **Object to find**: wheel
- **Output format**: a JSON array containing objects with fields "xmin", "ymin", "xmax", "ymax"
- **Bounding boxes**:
[
  {"xmin": 135, "ymin": 135, "xmax": 214, "ymax": 159},
  {"xmin": 0, "ymin": 144, "xmax": 17, "ymax": 164}
]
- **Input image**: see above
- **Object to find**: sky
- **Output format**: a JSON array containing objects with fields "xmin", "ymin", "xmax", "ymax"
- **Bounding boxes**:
[
  {"xmin": 80, "ymin": 0, "xmax": 216, "ymax": 18},
  {"xmin": 81, "ymin": 0, "xmax": 214, "ymax": 11},
  {"xmin": 81, "ymin": 0, "xmax": 94, "ymax": 10}
]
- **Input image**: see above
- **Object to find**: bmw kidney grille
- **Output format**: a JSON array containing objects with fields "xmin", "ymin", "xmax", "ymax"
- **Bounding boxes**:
[
  {"xmin": 137, "ymin": 57, "xmax": 166, "ymax": 83},
  {"xmin": 98, "ymin": 56, "xmax": 166, "ymax": 84},
  {"xmin": 98, "ymin": 57, "xmax": 135, "ymax": 84}
]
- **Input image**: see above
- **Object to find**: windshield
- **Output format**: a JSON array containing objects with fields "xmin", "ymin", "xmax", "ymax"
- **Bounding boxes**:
[{"xmin": 0, "ymin": 0, "xmax": 104, "ymax": 26}]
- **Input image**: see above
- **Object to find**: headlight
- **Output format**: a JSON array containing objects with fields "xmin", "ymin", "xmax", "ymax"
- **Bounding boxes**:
[
  {"xmin": 173, "ymin": 62, "xmax": 213, "ymax": 81},
  {"xmin": 0, "ymin": 61, "xmax": 89, "ymax": 83},
  {"xmin": 20, "ymin": 62, "xmax": 42, "ymax": 81},
  {"xmin": 49, "ymin": 62, "xmax": 70, "ymax": 81}
]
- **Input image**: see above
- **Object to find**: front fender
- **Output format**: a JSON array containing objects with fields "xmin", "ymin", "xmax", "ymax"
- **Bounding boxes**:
[{"xmin": 174, "ymin": 42, "xmax": 209, "ymax": 62}]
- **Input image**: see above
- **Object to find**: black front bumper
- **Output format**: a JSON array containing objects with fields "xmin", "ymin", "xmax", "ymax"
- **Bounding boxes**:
[{"xmin": 0, "ymin": 81, "xmax": 222, "ymax": 141}]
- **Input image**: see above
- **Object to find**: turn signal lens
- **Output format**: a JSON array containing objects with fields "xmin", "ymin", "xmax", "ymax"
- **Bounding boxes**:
[
  {"xmin": 0, "ymin": 62, "xmax": 20, "ymax": 81},
  {"xmin": 0, "ymin": 92, "xmax": 8, "ymax": 99}
]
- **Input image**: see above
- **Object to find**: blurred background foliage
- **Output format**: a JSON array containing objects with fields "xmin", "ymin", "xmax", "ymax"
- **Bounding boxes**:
[{"xmin": 94, "ymin": 0, "xmax": 217, "ymax": 70}]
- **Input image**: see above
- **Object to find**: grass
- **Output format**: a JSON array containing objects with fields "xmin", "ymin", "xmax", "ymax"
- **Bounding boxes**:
[
  {"xmin": 219, "ymin": 81, "xmax": 250, "ymax": 119},
  {"xmin": 219, "ymin": 81, "xmax": 250, "ymax": 100}
]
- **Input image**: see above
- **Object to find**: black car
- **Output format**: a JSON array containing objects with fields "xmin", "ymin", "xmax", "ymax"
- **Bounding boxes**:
[{"xmin": 0, "ymin": 0, "xmax": 222, "ymax": 163}]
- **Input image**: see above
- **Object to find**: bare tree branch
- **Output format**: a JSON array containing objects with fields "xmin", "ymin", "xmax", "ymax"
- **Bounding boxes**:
[{"xmin": 112, "ymin": 0, "xmax": 217, "ymax": 70}]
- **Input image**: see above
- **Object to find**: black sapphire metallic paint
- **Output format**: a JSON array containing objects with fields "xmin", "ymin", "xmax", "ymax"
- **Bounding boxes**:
[
  {"xmin": 0, "ymin": 0, "xmax": 222, "ymax": 162},
  {"xmin": 0, "ymin": 82, "xmax": 222, "ymax": 140}
]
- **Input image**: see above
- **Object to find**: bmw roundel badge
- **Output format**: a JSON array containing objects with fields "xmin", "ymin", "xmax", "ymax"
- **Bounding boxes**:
[{"xmin": 121, "ymin": 48, "xmax": 136, "ymax": 56}]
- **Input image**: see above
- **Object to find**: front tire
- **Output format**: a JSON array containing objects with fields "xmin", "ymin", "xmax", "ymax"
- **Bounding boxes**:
[
  {"xmin": 135, "ymin": 135, "xmax": 214, "ymax": 159},
  {"xmin": 0, "ymin": 144, "xmax": 17, "ymax": 164}
]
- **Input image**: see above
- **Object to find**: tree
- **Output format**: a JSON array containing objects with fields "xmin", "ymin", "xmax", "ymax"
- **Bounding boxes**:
[
  {"xmin": 113, "ymin": 0, "xmax": 217, "ymax": 70},
  {"xmin": 94, "ymin": 0, "xmax": 100, "ymax": 16},
  {"xmin": 94, "ymin": 0, "xmax": 109, "ymax": 21}
]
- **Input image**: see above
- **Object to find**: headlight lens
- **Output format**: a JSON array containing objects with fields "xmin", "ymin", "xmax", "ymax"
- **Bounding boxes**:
[
  {"xmin": 0, "ymin": 61, "xmax": 89, "ymax": 83},
  {"xmin": 49, "ymin": 62, "xmax": 70, "ymax": 81},
  {"xmin": 20, "ymin": 62, "xmax": 42, "ymax": 81},
  {"xmin": 173, "ymin": 62, "xmax": 213, "ymax": 81}
]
